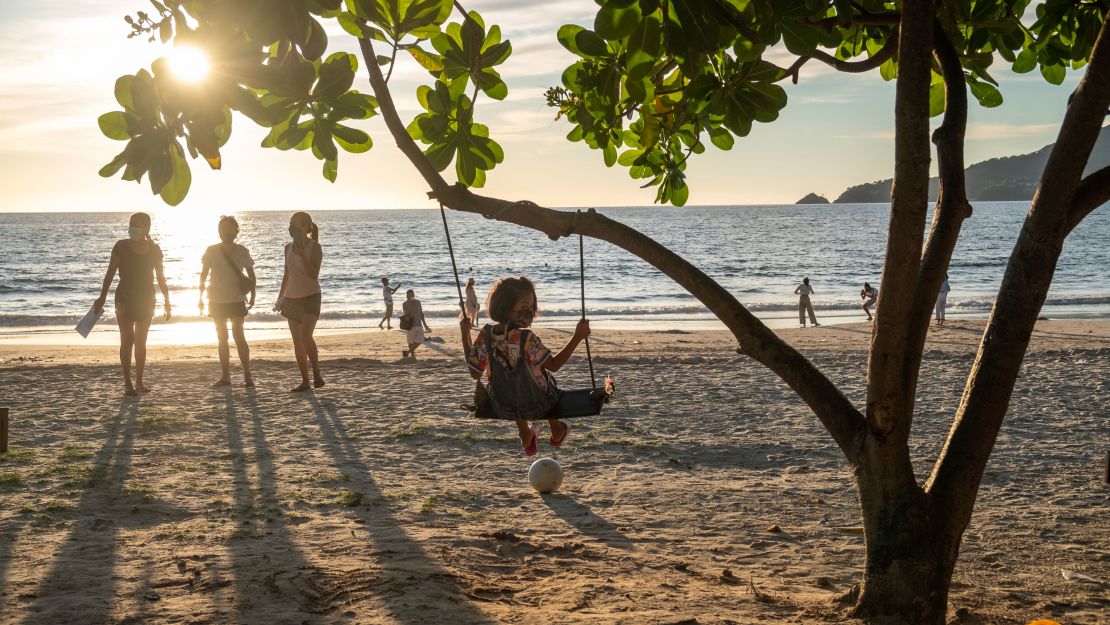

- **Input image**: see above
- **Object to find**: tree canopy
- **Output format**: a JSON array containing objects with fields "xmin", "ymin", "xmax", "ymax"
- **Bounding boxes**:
[{"xmin": 99, "ymin": 0, "xmax": 1103, "ymax": 206}]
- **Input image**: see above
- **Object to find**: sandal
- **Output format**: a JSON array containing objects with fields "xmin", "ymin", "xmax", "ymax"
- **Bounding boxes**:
[
  {"xmin": 290, "ymin": 382, "xmax": 312, "ymax": 393},
  {"xmin": 522, "ymin": 423, "xmax": 540, "ymax": 457},
  {"xmin": 136, "ymin": 384, "xmax": 151, "ymax": 394},
  {"xmin": 313, "ymin": 377, "xmax": 326, "ymax": 389},
  {"xmin": 550, "ymin": 419, "xmax": 571, "ymax": 448},
  {"xmin": 124, "ymin": 384, "xmax": 138, "ymax": 397},
  {"xmin": 244, "ymin": 379, "xmax": 255, "ymax": 389},
  {"xmin": 211, "ymin": 378, "xmax": 231, "ymax": 388}
]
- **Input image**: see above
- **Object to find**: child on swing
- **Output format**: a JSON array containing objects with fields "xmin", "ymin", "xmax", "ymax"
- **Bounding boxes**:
[{"xmin": 460, "ymin": 276, "xmax": 590, "ymax": 456}]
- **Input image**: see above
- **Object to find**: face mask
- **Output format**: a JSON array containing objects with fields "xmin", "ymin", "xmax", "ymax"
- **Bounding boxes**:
[
  {"xmin": 128, "ymin": 227, "xmax": 144, "ymax": 241},
  {"xmin": 515, "ymin": 306, "xmax": 534, "ymax": 327}
]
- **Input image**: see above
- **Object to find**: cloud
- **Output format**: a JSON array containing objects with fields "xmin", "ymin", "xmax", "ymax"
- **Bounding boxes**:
[{"xmin": 964, "ymin": 122, "xmax": 1059, "ymax": 140}]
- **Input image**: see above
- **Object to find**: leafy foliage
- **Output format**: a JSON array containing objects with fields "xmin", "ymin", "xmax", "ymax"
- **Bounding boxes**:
[
  {"xmin": 100, "ymin": 0, "xmax": 1103, "ymax": 206},
  {"xmin": 546, "ymin": 0, "xmax": 1104, "ymax": 205}
]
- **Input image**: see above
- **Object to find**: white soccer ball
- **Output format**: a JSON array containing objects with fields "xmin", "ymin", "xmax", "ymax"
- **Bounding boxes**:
[{"xmin": 528, "ymin": 458, "xmax": 564, "ymax": 494}]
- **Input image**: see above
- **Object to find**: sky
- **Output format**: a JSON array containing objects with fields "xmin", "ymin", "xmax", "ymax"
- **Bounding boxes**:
[{"xmin": 0, "ymin": 0, "xmax": 1087, "ymax": 214}]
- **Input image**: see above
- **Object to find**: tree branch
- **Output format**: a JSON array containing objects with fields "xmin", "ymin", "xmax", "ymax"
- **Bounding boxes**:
[
  {"xmin": 866, "ymin": 0, "xmax": 934, "ymax": 441},
  {"xmin": 927, "ymin": 16, "xmax": 1110, "ymax": 526},
  {"xmin": 786, "ymin": 35, "xmax": 897, "ymax": 84},
  {"xmin": 1067, "ymin": 165, "xmax": 1110, "ymax": 233},
  {"xmin": 902, "ymin": 21, "xmax": 973, "ymax": 418},
  {"xmin": 355, "ymin": 36, "xmax": 868, "ymax": 461}
]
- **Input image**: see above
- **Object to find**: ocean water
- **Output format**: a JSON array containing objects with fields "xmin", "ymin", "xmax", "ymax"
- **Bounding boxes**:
[{"xmin": 1, "ymin": 202, "xmax": 1108, "ymax": 342}]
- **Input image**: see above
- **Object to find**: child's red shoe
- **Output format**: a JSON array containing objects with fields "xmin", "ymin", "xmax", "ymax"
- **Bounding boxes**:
[
  {"xmin": 522, "ymin": 423, "xmax": 540, "ymax": 456},
  {"xmin": 550, "ymin": 419, "xmax": 571, "ymax": 448}
]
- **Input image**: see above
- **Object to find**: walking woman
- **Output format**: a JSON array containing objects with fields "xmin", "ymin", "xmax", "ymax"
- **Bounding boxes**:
[
  {"xmin": 794, "ymin": 277, "xmax": 819, "ymax": 327},
  {"xmin": 277, "ymin": 211, "xmax": 324, "ymax": 392},
  {"xmin": 199, "ymin": 216, "xmax": 256, "ymax": 388},
  {"xmin": 401, "ymin": 289, "xmax": 432, "ymax": 359},
  {"xmin": 93, "ymin": 212, "xmax": 171, "ymax": 396}
]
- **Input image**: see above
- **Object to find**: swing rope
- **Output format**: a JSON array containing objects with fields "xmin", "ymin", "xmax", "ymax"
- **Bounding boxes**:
[
  {"xmin": 579, "ymin": 232, "xmax": 597, "ymax": 391},
  {"xmin": 439, "ymin": 202, "xmax": 465, "ymax": 314},
  {"xmin": 439, "ymin": 203, "xmax": 598, "ymax": 391}
]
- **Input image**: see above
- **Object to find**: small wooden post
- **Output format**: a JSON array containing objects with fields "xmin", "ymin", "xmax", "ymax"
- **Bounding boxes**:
[
  {"xmin": 0, "ymin": 407, "xmax": 8, "ymax": 454},
  {"xmin": 1104, "ymin": 450, "xmax": 1110, "ymax": 485}
]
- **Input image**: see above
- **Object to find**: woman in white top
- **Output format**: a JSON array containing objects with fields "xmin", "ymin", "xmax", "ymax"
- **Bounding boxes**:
[
  {"xmin": 794, "ymin": 277, "xmax": 819, "ymax": 327},
  {"xmin": 278, "ymin": 211, "xmax": 324, "ymax": 392},
  {"xmin": 464, "ymin": 277, "xmax": 479, "ymax": 326},
  {"xmin": 401, "ymin": 289, "xmax": 432, "ymax": 359},
  {"xmin": 199, "ymin": 216, "xmax": 256, "ymax": 388}
]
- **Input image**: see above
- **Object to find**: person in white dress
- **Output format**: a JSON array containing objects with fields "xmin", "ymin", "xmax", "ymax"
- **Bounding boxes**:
[
  {"xmin": 464, "ymin": 278, "xmax": 480, "ymax": 327},
  {"xmin": 402, "ymin": 289, "xmax": 432, "ymax": 359}
]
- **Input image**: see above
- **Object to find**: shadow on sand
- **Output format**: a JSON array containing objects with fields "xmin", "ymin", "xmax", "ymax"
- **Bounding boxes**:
[
  {"xmin": 301, "ymin": 394, "xmax": 495, "ymax": 624},
  {"xmin": 18, "ymin": 400, "xmax": 139, "ymax": 625},
  {"xmin": 541, "ymin": 492, "xmax": 634, "ymax": 551}
]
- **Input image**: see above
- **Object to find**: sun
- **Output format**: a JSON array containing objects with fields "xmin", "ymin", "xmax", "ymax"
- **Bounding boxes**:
[{"xmin": 167, "ymin": 46, "xmax": 210, "ymax": 83}]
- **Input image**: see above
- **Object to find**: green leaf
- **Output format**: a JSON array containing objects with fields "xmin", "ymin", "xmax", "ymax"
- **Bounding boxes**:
[
  {"xmin": 315, "ymin": 52, "xmax": 357, "ymax": 98},
  {"xmin": 323, "ymin": 157, "xmax": 338, "ymax": 182},
  {"xmin": 1040, "ymin": 62, "xmax": 1065, "ymax": 85},
  {"xmin": 114, "ymin": 75, "xmax": 135, "ymax": 111},
  {"xmin": 159, "ymin": 143, "xmax": 192, "ymax": 206},
  {"xmin": 333, "ymin": 124, "xmax": 373, "ymax": 152},
  {"xmin": 98, "ymin": 111, "xmax": 133, "ymax": 140},
  {"xmin": 337, "ymin": 12, "xmax": 386, "ymax": 40},
  {"xmin": 968, "ymin": 80, "xmax": 1003, "ymax": 108},
  {"xmin": 406, "ymin": 45, "xmax": 445, "ymax": 72},
  {"xmin": 595, "ymin": 2, "xmax": 642, "ymax": 41},
  {"xmin": 626, "ymin": 12, "xmax": 662, "ymax": 80},
  {"xmin": 301, "ymin": 17, "xmax": 328, "ymax": 60},
  {"xmin": 557, "ymin": 25, "xmax": 609, "ymax": 58},
  {"xmin": 99, "ymin": 148, "xmax": 130, "ymax": 178}
]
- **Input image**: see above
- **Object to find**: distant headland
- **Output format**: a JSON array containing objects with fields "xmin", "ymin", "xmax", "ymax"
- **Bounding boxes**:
[{"xmin": 797, "ymin": 124, "xmax": 1109, "ymax": 204}]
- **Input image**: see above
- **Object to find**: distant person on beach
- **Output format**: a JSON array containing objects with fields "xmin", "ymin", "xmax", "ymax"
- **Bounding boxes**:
[
  {"xmin": 936, "ymin": 274, "xmax": 951, "ymax": 326},
  {"xmin": 464, "ymin": 278, "xmax": 480, "ymax": 326},
  {"xmin": 277, "ymin": 211, "xmax": 324, "ymax": 392},
  {"xmin": 199, "ymin": 216, "xmax": 256, "ymax": 388},
  {"xmin": 860, "ymin": 282, "xmax": 878, "ymax": 321},
  {"xmin": 93, "ymin": 212, "xmax": 171, "ymax": 396},
  {"xmin": 459, "ymin": 276, "xmax": 587, "ymax": 456},
  {"xmin": 378, "ymin": 277, "xmax": 401, "ymax": 330},
  {"xmin": 401, "ymin": 289, "xmax": 431, "ymax": 359},
  {"xmin": 794, "ymin": 277, "xmax": 819, "ymax": 327}
]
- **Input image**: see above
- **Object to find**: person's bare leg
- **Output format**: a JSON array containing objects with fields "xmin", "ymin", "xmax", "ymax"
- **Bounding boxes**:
[
  {"xmin": 301, "ymin": 313, "xmax": 323, "ymax": 386},
  {"xmin": 288, "ymin": 318, "xmax": 310, "ymax": 391},
  {"xmin": 117, "ymin": 314, "xmax": 135, "ymax": 393},
  {"xmin": 214, "ymin": 318, "xmax": 231, "ymax": 385},
  {"xmin": 231, "ymin": 318, "xmax": 252, "ymax": 386},
  {"xmin": 547, "ymin": 418, "xmax": 570, "ymax": 444},
  {"xmin": 408, "ymin": 342, "xmax": 420, "ymax": 358},
  {"xmin": 133, "ymin": 318, "xmax": 152, "ymax": 392}
]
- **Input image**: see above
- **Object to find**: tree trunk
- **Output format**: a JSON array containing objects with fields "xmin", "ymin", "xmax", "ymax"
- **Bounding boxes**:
[{"xmin": 852, "ymin": 436, "xmax": 960, "ymax": 625}]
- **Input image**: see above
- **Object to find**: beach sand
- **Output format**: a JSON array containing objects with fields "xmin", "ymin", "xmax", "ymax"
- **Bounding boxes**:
[{"xmin": 0, "ymin": 320, "xmax": 1107, "ymax": 624}]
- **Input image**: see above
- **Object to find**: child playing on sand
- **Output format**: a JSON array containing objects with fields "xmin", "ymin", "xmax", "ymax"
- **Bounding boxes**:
[{"xmin": 459, "ymin": 276, "xmax": 590, "ymax": 456}]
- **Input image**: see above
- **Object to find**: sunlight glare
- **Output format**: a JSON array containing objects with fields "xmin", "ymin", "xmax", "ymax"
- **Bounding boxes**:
[{"xmin": 167, "ymin": 46, "xmax": 210, "ymax": 83}]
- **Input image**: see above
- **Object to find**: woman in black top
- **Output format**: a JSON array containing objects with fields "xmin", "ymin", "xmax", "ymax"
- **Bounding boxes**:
[{"xmin": 93, "ymin": 212, "xmax": 171, "ymax": 396}]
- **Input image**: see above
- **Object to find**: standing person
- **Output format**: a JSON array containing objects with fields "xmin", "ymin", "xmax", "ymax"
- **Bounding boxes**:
[
  {"xmin": 401, "ymin": 289, "xmax": 432, "ymax": 359},
  {"xmin": 860, "ymin": 281, "xmax": 878, "ymax": 321},
  {"xmin": 794, "ymin": 277, "xmax": 819, "ymax": 327},
  {"xmin": 378, "ymin": 277, "xmax": 401, "ymax": 329},
  {"xmin": 464, "ymin": 277, "xmax": 480, "ymax": 327},
  {"xmin": 936, "ymin": 274, "xmax": 951, "ymax": 326},
  {"xmin": 458, "ymin": 276, "xmax": 585, "ymax": 456},
  {"xmin": 277, "ymin": 211, "xmax": 324, "ymax": 392},
  {"xmin": 199, "ymin": 216, "xmax": 256, "ymax": 388},
  {"xmin": 92, "ymin": 212, "xmax": 171, "ymax": 396}
]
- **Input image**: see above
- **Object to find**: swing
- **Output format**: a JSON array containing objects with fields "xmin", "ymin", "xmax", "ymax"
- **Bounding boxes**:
[{"xmin": 438, "ymin": 204, "xmax": 612, "ymax": 420}]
